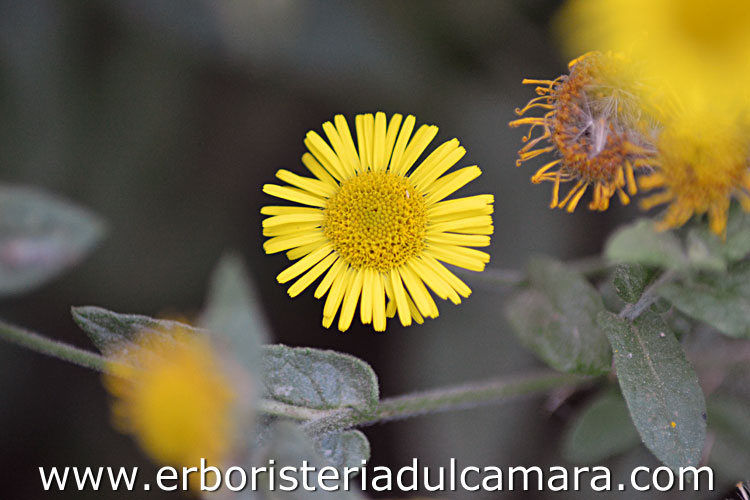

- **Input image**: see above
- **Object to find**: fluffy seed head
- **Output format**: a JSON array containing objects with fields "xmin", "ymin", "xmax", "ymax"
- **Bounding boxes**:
[{"xmin": 510, "ymin": 52, "xmax": 657, "ymax": 212}]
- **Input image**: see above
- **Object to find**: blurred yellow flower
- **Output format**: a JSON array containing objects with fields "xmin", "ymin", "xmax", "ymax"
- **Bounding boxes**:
[
  {"xmin": 104, "ymin": 328, "xmax": 237, "ymax": 468},
  {"xmin": 639, "ymin": 113, "xmax": 750, "ymax": 237},
  {"xmin": 510, "ymin": 52, "xmax": 657, "ymax": 212},
  {"xmin": 262, "ymin": 112, "xmax": 493, "ymax": 332},
  {"xmin": 557, "ymin": 0, "xmax": 750, "ymax": 111}
]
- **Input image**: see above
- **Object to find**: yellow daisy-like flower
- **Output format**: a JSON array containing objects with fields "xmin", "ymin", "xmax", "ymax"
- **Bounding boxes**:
[
  {"xmin": 104, "ymin": 328, "xmax": 237, "ymax": 468},
  {"xmin": 510, "ymin": 52, "xmax": 656, "ymax": 212},
  {"xmin": 557, "ymin": 0, "xmax": 750, "ymax": 111},
  {"xmin": 639, "ymin": 113, "xmax": 750, "ymax": 237},
  {"xmin": 262, "ymin": 112, "xmax": 493, "ymax": 332}
]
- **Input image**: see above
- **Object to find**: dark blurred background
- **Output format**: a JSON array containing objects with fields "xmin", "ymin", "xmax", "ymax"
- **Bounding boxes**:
[{"xmin": 0, "ymin": 1, "xmax": 732, "ymax": 499}]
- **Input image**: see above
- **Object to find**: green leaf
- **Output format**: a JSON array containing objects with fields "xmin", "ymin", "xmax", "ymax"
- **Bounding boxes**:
[
  {"xmin": 256, "ymin": 422, "xmax": 367, "ymax": 499},
  {"xmin": 314, "ymin": 430, "xmax": 370, "ymax": 473},
  {"xmin": 262, "ymin": 345, "xmax": 379, "ymax": 413},
  {"xmin": 200, "ymin": 253, "xmax": 269, "ymax": 374},
  {"xmin": 630, "ymin": 205, "xmax": 750, "ymax": 277},
  {"xmin": 613, "ymin": 264, "xmax": 654, "ymax": 304},
  {"xmin": 505, "ymin": 257, "xmax": 610, "ymax": 375},
  {"xmin": 0, "ymin": 186, "xmax": 105, "ymax": 296},
  {"xmin": 563, "ymin": 390, "xmax": 640, "ymax": 463},
  {"xmin": 597, "ymin": 311, "xmax": 706, "ymax": 469},
  {"xmin": 658, "ymin": 261, "xmax": 750, "ymax": 339},
  {"xmin": 684, "ymin": 229, "xmax": 726, "ymax": 273},
  {"xmin": 605, "ymin": 219, "xmax": 686, "ymax": 270},
  {"xmin": 707, "ymin": 396, "xmax": 750, "ymax": 480},
  {"xmin": 605, "ymin": 219, "xmax": 726, "ymax": 272},
  {"xmin": 723, "ymin": 204, "xmax": 750, "ymax": 261},
  {"xmin": 691, "ymin": 204, "xmax": 750, "ymax": 263},
  {"xmin": 71, "ymin": 305, "xmax": 203, "ymax": 355}
]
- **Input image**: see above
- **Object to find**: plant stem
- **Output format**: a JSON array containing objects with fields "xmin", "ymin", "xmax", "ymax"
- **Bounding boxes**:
[
  {"xmin": 302, "ymin": 371, "xmax": 587, "ymax": 435},
  {"xmin": 0, "ymin": 318, "xmax": 588, "ymax": 431},
  {"xmin": 0, "ymin": 318, "xmax": 109, "ymax": 372}
]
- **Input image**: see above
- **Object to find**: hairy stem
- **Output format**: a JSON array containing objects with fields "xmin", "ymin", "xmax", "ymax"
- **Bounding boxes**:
[
  {"xmin": 0, "ymin": 318, "xmax": 109, "ymax": 372},
  {"xmin": 0, "ymin": 262, "xmax": 672, "ymax": 434},
  {"xmin": 302, "ymin": 371, "xmax": 587, "ymax": 435},
  {"xmin": 0, "ymin": 319, "xmax": 588, "ymax": 430}
]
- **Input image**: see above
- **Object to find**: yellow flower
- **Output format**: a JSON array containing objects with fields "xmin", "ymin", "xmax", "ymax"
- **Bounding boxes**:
[
  {"xmin": 104, "ymin": 328, "xmax": 237, "ymax": 468},
  {"xmin": 639, "ymin": 112, "xmax": 750, "ymax": 237},
  {"xmin": 262, "ymin": 112, "xmax": 493, "ymax": 332},
  {"xmin": 510, "ymin": 52, "xmax": 657, "ymax": 212},
  {"xmin": 557, "ymin": 0, "xmax": 750, "ymax": 111}
]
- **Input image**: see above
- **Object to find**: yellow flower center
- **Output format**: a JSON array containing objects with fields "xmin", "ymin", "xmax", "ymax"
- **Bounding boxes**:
[{"xmin": 324, "ymin": 171, "xmax": 427, "ymax": 272}]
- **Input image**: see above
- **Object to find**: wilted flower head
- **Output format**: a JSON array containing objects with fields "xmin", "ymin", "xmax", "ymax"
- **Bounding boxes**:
[
  {"xmin": 510, "ymin": 52, "xmax": 657, "ymax": 212},
  {"xmin": 104, "ymin": 327, "xmax": 238, "ymax": 468},
  {"xmin": 639, "ymin": 111, "xmax": 750, "ymax": 237},
  {"xmin": 262, "ymin": 112, "xmax": 493, "ymax": 332}
]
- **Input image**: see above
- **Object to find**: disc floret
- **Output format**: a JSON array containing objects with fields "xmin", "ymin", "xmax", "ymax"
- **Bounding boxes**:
[{"xmin": 324, "ymin": 171, "xmax": 427, "ymax": 272}]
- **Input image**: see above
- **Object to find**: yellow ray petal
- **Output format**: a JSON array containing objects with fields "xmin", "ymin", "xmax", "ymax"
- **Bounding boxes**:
[
  {"xmin": 389, "ymin": 268, "xmax": 412, "ymax": 327},
  {"xmin": 263, "ymin": 184, "xmax": 327, "ymax": 208},
  {"xmin": 338, "ymin": 270, "xmax": 364, "ymax": 331},
  {"xmin": 277, "ymin": 243, "xmax": 333, "ymax": 284},
  {"xmin": 389, "ymin": 115, "xmax": 416, "ymax": 173},
  {"xmin": 287, "ymin": 253, "xmax": 338, "ymax": 298}
]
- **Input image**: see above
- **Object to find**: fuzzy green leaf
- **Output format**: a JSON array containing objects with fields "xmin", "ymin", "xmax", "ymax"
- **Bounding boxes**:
[
  {"xmin": 723, "ymin": 206, "xmax": 750, "ymax": 261},
  {"xmin": 257, "ymin": 422, "xmax": 366, "ymax": 499},
  {"xmin": 597, "ymin": 311, "xmax": 706, "ymax": 469},
  {"xmin": 691, "ymin": 204, "xmax": 750, "ymax": 263},
  {"xmin": 262, "ymin": 345, "xmax": 379, "ymax": 413},
  {"xmin": 684, "ymin": 229, "xmax": 726, "ymax": 273},
  {"xmin": 71, "ymin": 305, "xmax": 203, "ymax": 355},
  {"xmin": 314, "ymin": 430, "xmax": 370, "ymax": 473},
  {"xmin": 563, "ymin": 390, "xmax": 640, "ymax": 463},
  {"xmin": 605, "ymin": 220, "xmax": 686, "ymax": 270},
  {"xmin": 200, "ymin": 253, "xmax": 269, "ymax": 374},
  {"xmin": 505, "ymin": 257, "xmax": 610, "ymax": 375},
  {"xmin": 605, "ymin": 219, "xmax": 726, "ymax": 272},
  {"xmin": 658, "ymin": 262, "xmax": 750, "ymax": 339},
  {"xmin": 613, "ymin": 264, "xmax": 654, "ymax": 304},
  {"xmin": 0, "ymin": 186, "xmax": 105, "ymax": 296}
]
